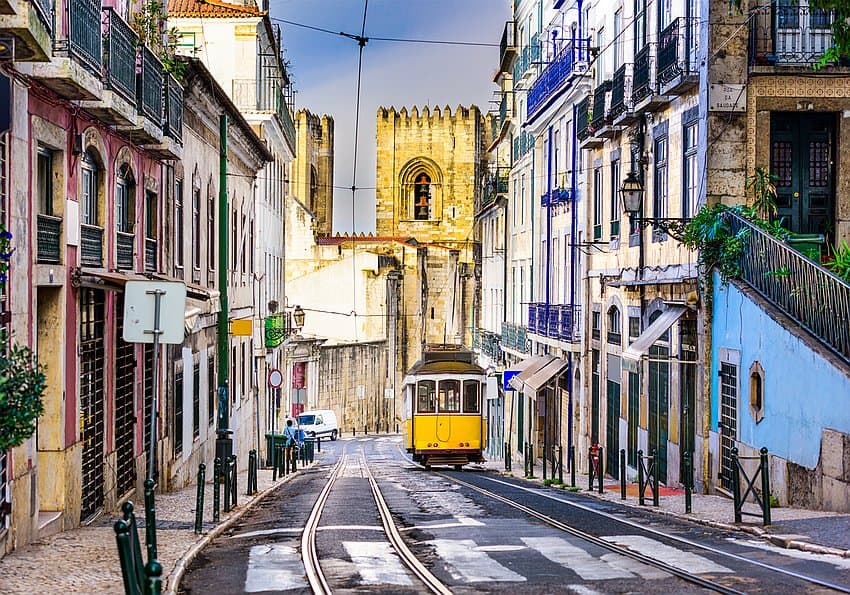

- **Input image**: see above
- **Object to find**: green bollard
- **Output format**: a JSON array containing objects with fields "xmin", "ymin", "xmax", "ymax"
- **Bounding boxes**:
[
  {"xmin": 223, "ymin": 457, "xmax": 231, "ymax": 513},
  {"xmin": 597, "ymin": 446, "xmax": 604, "ymax": 494},
  {"xmin": 144, "ymin": 559, "xmax": 163, "ymax": 595},
  {"xmin": 123, "ymin": 501, "xmax": 145, "ymax": 588},
  {"xmin": 213, "ymin": 457, "xmax": 221, "ymax": 522},
  {"xmin": 317, "ymin": 436, "xmax": 322, "ymax": 453},
  {"xmin": 506, "ymin": 443, "xmax": 512, "ymax": 472},
  {"xmin": 291, "ymin": 445, "xmax": 298, "ymax": 472},
  {"xmin": 529, "ymin": 444, "xmax": 535, "ymax": 478},
  {"xmin": 651, "ymin": 448, "xmax": 659, "ymax": 506},
  {"xmin": 732, "ymin": 447, "xmax": 742, "ymax": 523},
  {"xmin": 114, "ymin": 518, "xmax": 142, "ymax": 595},
  {"xmin": 760, "ymin": 447, "xmax": 771, "ymax": 526},
  {"xmin": 195, "ymin": 463, "xmax": 206, "ymax": 533},
  {"xmin": 570, "ymin": 445, "xmax": 576, "ymax": 487},
  {"xmin": 272, "ymin": 444, "xmax": 278, "ymax": 481},
  {"xmin": 143, "ymin": 478, "xmax": 158, "ymax": 562},
  {"xmin": 504, "ymin": 442, "xmax": 509, "ymax": 471},
  {"xmin": 620, "ymin": 449, "xmax": 626, "ymax": 500},
  {"xmin": 588, "ymin": 448, "xmax": 594, "ymax": 491},
  {"xmin": 557, "ymin": 445, "xmax": 563, "ymax": 485},
  {"xmin": 231, "ymin": 455, "xmax": 238, "ymax": 508},
  {"xmin": 637, "ymin": 450, "xmax": 645, "ymax": 505},
  {"xmin": 684, "ymin": 451, "xmax": 692, "ymax": 514}
]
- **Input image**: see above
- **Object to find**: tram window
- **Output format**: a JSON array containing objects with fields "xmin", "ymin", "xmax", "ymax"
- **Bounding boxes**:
[
  {"xmin": 439, "ymin": 380, "xmax": 460, "ymax": 412},
  {"xmin": 463, "ymin": 380, "xmax": 480, "ymax": 413},
  {"xmin": 417, "ymin": 380, "xmax": 436, "ymax": 413}
]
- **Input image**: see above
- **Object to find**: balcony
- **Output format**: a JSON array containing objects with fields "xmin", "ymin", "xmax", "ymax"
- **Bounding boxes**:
[
  {"xmin": 610, "ymin": 63, "xmax": 637, "ymax": 125},
  {"xmin": 0, "ymin": 0, "xmax": 53, "ymax": 61},
  {"xmin": 749, "ymin": 3, "xmax": 837, "ymax": 68},
  {"xmin": 528, "ymin": 302, "xmax": 582, "ymax": 342},
  {"xmin": 82, "ymin": 8, "xmax": 137, "ymax": 126},
  {"xmin": 36, "ymin": 214, "xmax": 62, "ymax": 263},
  {"xmin": 120, "ymin": 46, "xmax": 164, "ymax": 146},
  {"xmin": 232, "ymin": 78, "xmax": 296, "ymax": 153},
  {"xmin": 501, "ymin": 321, "xmax": 529, "ymax": 354},
  {"xmin": 146, "ymin": 74, "xmax": 184, "ymax": 160},
  {"xmin": 526, "ymin": 38, "xmax": 591, "ymax": 119},
  {"xmin": 513, "ymin": 130, "xmax": 534, "ymax": 160},
  {"xmin": 632, "ymin": 43, "xmax": 670, "ymax": 112},
  {"xmin": 512, "ymin": 33, "xmax": 541, "ymax": 84},
  {"xmin": 499, "ymin": 20, "xmax": 516, "ymax": 73},
  {"xmin": 80, "ymin": 224, "xmax": 103, "ymax": 267},
  {"xmin": 116, "ymin": 231, "xmax": 134, "ymax": 270},
  {"xmin": 657, "ymin": 17, "xmax": 699, "ymax": 94},
  {"xmin": 31, "ymin": 0, "xmax": 102, "ymax": 99},
  {"xmin": 144, "ymin": 237, "xmax": 157, "ymax": 272},
  {"xmin": 590, "ymin": 79, "xmax": 612, "ymax": 133},
  {"xmin": 481, "ymin": 167, "xmax": 508, "ymax": 211}
]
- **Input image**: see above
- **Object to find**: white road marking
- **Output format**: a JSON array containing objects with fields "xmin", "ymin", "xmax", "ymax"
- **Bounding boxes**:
[
  {"xmin": 343, "ymin": 541, "xmax": 414, "ymax": 586},
  {"xmin": 244, "ymin": 544, "xmax": 308, "ymax": 592},
  {"xmin": 602, "ymin": 535, "xmax": 732, "ymax": 574},
  {"xmin": 402, "ymin": 515, "xmax": 486, "ymax": 531},
  {"xmin": 475, "ymin": 544, "xmax": 526, "ymax": 552},
  {"xmin": 599, "ymin": 552, "xmax": 670, "ymax": 580},
  {"xmin": 731, "ymin": 539, "xmax": 850, "ymax": 570},
  {"xmin": 229, "ymin": 527, "xmax": 302, "ymax": 539},
  {"xmin": 318, "ymin": 524, "xmax": 384, "ymax": 531},
  {"xmin": 568, "ymin": 585, "xmax": 603, "ymax": 595},
  {"xmin": 428, "ymin": 539, "xmax": 526, "ymax": 582},
  {"xmin": 522, "ymin": 536, "xmax": 634, "ymax": 580}
]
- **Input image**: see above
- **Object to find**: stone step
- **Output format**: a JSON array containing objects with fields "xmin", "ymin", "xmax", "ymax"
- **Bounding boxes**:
[{"xmin": 37, "ymin": 511, "xmax": 62, "ymax": 540}]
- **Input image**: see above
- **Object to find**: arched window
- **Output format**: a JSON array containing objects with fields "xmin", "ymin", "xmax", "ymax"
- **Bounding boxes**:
[
  {"xmin": 413, "ymin": 172, "xmax": 431, "ymax": 220},
  {"xmin": 309, "ymin": 165, "xmax": 318, "ymax": 213},
  {"xmin": 81, "ymin": 150, "xmax": 100, "ymax": 226},
  {"xmin": 116, "ymin": 164, "xmax": 134, "ymax": 233},
  {"xmin": 607, "ymin": 305, "xmax": 621, "ymax": 345}
]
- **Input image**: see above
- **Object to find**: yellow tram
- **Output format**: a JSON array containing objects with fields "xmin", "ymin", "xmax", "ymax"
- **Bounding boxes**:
[{"xmin": 402, "ymin": 345, "xmax": 487, "ymax": 469}]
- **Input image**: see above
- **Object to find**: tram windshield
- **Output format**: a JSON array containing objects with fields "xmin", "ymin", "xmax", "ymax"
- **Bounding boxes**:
[
  {"xmin": 417, "ymin": 380, "xmax": 436, "ymax": 413},
  {"xmin": 463, "ymin": 380, "xmax": 479, "ymax": 413},
  {"xmin": 439, "ymin": 380, "xmax": 460, "ymax": 412}
]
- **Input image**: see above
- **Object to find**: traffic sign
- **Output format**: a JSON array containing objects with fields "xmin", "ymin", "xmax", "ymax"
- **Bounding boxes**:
[{"xmin": 268, "ymin": 368, "xmax": 283, "ymax": 389}]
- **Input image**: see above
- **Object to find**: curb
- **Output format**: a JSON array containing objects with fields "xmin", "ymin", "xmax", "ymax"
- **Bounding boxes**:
[{"xmin": 163, "ymin": 463, "xmax": 314, "ymax": 595}]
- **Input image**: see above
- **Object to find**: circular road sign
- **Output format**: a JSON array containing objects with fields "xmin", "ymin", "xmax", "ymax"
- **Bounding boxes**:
[{"xmin": 267, "ymin": 368, "xmax": 283, "ymax": 389}]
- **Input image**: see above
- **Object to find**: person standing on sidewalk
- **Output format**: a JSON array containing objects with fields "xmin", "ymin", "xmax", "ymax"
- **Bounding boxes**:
[{"xmin": 283, "ymin": 419, "xmax": 299, "ymax": 462}]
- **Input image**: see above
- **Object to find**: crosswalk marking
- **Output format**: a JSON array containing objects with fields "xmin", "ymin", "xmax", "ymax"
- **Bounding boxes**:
[
  {"xmin": 343, "ymin": 541, "xmax": 414, "ymax": 586},
  {"xmin": 602, "ymin": 535, "xmax": 733, "ymax": 574},
  {"xmin": 522, "ymin": 536, "xmax": 634, "ymax": 580},
  {"xmin": 599, "ymin": 553, "xmax": 670, "ymax": 580},
  {"xmin": 428, "ymin": 539, "xmax": 526, "ymax": 582},
  {"xmin": 244, "ymin": 544, "xmax": 308, "ymax": 592}
]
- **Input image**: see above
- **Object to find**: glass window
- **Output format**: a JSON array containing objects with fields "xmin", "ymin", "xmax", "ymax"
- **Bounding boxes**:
[
  {"xmin": 653, "ymin": 136, "xmax": 668, "ymax": 240},
  {"xmin": 81, "ymin": 151, "xmax": 98, "ymax": 226},
  {"xmin": 463, "ymin": 380, "xmax": 479, "ymax": 413},
  {"xmin": 607, "ymin": 306, "xmax": 622, "ymax": 345},
  {"xmin": 192, "ymin": 187, "xmax": 201, "ymax": 269},
  {"xmin": 417, "ymin": 380, "xmax": 436, "ymax": 413},
  {"xmin": 610, "ymin": 160, "xmax": 620, "ymax": 238},
  {"xmin": 593, "ymin": 167, "xmax": 602, "ymax": 240},
  {"xmin": 683, "ymin": 122, "xmax": 698, "ymax": 218},
  {"xmin": 37, "ymin": 148, "xmax": 53, "ymax": 216},
  {"xmin": 629, "ymin": 315, "xmax": 641, "ymax": 340},
  {"xmin": 439, "ymin": 379, "xmax": 460, "ymax": 413},
  {"xmin": 175, "ymin": 181, "xmax": 184, "ymax": 267},
  {"xmin": 207, "ymin": 186, "xmax": 215, "ymax": 275}
]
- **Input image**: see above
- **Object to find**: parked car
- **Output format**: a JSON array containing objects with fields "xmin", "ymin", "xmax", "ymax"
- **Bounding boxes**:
[{"xmin": 297, "ymin": 409, "xmax": 339, "ymax": 441}]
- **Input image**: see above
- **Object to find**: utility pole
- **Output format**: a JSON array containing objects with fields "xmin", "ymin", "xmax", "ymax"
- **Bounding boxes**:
[{"xmin": 216, "ymin": 114, "xmax": 233, "ymax": 462}]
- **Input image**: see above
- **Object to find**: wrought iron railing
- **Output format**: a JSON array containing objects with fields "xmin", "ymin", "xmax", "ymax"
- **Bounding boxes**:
[
  {"xmin": 590, "ymin": 79, "xmax": 611, "ymax": 129},
  {"xmin": 559, "ymin": 304, "xmax": 581, "ymax": 342},
  {"xmin": 103, "ymin": 8, "xmax": 137, "ymax": 105},
  {"xmin": 526, "ymin": 38, "xmax": 591, "ymax": 118},
  {"xmin": 144, "ymin": 237, "xmax": 157, "ymax": 272},
  {"xmin": 727, "ymin": 212, "xmax": 850, "ymax": 364},
  {"xmin": 482, "ymin": 167, "xmax": 509, "ymax": 209},
  {"xmin": 576, "ymin": 95, "xmax": 591, "ymax": 140},
  {"xmin": 513, "ymin": 33, "xmax": 541, "ymax": 82},
  {"xmin": 116, "ymin": 231, "xmax": 134, "ymax": 270},
  {"xmin": 500, "ymin": 20, "xmax": 516, "ymax": 72},
  {"xmin": 475, "ymin": 328, "xmax": 502, "ymax": 360},
  {"xmin": 632, "ymin": 44, "xmax": 655, "ymax": 104},
  {"xmin": 501, "ymin": 321, "xmax": 529, "ymax": 353},
  {"xmin": 609, "ymin": 63, "xmax": 633, "ymax": 118},
  {"xmin": 657, "ymin": 17, "xmax": 699, "ymax": 86},
  {"xmin": 37, "ymin": 214, "xmax": 62, "ymax": 263},
  {"xmin": 499, "ymin": 91, "xmax": 512, "ymax": 125},
  {"xmin": 137, "ymin": 46, "xmax": 163, "ymax": 123},
  {"xmin": 164, "ymin": 74, "xmax": 183, "ymax": 141},
  {"xmin": 80, "ymin": 224, "xmax": 103, "ymax": 267},
  {"xmin": 749, "ymin": 2, "xmax": 835, "ymax": 67},
  {"xmin": 279, "ymin": 97, "xmax": 296, "ymax": 154},
  {"xmin": 527, "ymin": 302, "xmax": 582, "ymax": 342},
  {"xmin": 32, "ymin": 0, "xmax": 54, "ymax": 36},
  {"xmin": 513, "ymin": 130, "xmax": 535, "ymax": 160},
  {"xmin": 69, "ymin": 0, "xmax": 102, "ymax": 72}
]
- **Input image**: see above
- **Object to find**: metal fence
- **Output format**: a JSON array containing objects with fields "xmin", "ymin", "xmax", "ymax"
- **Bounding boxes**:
[
  {"xmin": 37, "ymin": 214, "xmax": 62, "ymax": 263},
  {"xmin": 103, "ymin": 8, "xmax": 138, "ymax": 105},
  {"xmin": 69, "ymin": 0, "xmax": 102, "ymax": 72},
  {"xmin": 526, "ymin": 38, "xmax": 590, "ymax": 118},
  {"xmin": 749, "ymin": 3, "xmax": 834, "ymax": 67}
]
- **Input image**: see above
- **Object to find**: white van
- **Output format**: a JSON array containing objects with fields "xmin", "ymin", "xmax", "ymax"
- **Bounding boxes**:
[{"xmin": 297, "ymin": 409, "xmax": 339, "ymax": 441}]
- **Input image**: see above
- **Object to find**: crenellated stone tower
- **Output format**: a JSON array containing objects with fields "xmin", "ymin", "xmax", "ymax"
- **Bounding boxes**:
[{"xmin": 292, "ymin": 109, "xmax": 334, "ymax": 236}]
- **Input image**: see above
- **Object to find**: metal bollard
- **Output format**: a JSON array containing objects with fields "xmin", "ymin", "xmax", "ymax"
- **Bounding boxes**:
[
  {"xmin": 143, "ymin": 478, "xmax": 158, "ymax": 562},
  {"xmin": 597, "ymin": 446, "xmax": 604, "ymax": 494},
  {"xmin": 684, "ymin": 451, "xmax": 692, "ymax": 514},
  {"xmin": 651, "ymin": 448, "xmax": 659, "ymax": 507},
  {"xmin": 557, "ymin": 445, "xmax": 564, "ymax": 485},
  {"xmin": 637, "ymin": 450, "xmax": 645, "ymax": 505},
  {"xmin": 114, "ymin": 519, "xmax": 138, "ymax": 595},
  {"xmin": 317, "ymin": 436, "xmax": 322, "ymax": 453},
  {"xmin": 588, "ymin": 449, "xmax": 594, "ymax": 491},
  {"xmin": 504, "ymin": 442, "xmax": 509, "ymax": 471},
  {"xmin": 223, "ymin": 458, "xmax": 232, "ymax": 513},
  {"xmin": 246, "ymin": 451, "xmax": 254, "ymax": 496},
  {"xmin": 195, "ymin": 463, "xmax": 206, "ymax": 533},
  {"xmin": 395, "ymin": 423, "xmax": 399, "ymax": 433},
  {"xmin": 570, "ymin": 445, "xmax": 576, "ymax": 487},
  {"xmin": 353, "ymin": 427, "xmax": 356, "ymax": 436},
  {"xmin": 230, "ymin": 455, "xmax": 238, "ymax": 508},
  {"xmin": 145, "ymin": 559, "xmax": 163, "ymax": 595},
  {"xmin": 506, "ymin": 442, "xmax": 512, "ymax": 472},
  {"xmin": 760, "ymin": 447, "xmax": 771, "ymax": 526},
  {"xmin": 732, "ymin": 447, "xmax": 742, "ymax": 523},
  {"xmin": 123, "ymin": 501, "xmax": 145, "ymax": 586},
  {"xmin": 365, "ymin": 425, "xmax": 368, "ymax": 435},
  {"xmin": 543, "ymin": 444, "xmax": 547, "ymax": 480},
  {"xmin": 291, "ymin": 445, "xmax": 298, "ymax": 472},
  {"xmin": 213, "ymin": 457, "xmax": 221, "ymax": 522},
  {"xmin": 620, "ymin": 449, "xmax": 626, "ymax": 500}
]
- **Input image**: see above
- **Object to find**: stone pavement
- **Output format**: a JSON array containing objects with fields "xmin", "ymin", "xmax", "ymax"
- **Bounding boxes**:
[
  {"xmin": 483, "ymin": 456, "xmax": 850, "ymax": 558},
  {"xmin": 0, "ymin": 464, "xmax": 309, "ymax": 595}
]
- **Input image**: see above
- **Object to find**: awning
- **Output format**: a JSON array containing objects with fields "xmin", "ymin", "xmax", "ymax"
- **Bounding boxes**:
[
  {"xmin": 76, "ymin": 270, "xmax": 148, "ymax": 290},
  {"xmin": 508, "ymin": 355, "xmax": 556, "ymax": 391},
  {"xmin": 622, "ymin": 305, "xmax": 688, "ymax": 362},
  {"xmin": 523, "ymin": 357, "xmax": 569, "ymax": 395}
]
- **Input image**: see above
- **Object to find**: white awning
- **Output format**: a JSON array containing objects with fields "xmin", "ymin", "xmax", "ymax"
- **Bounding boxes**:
[
  {"xmin": 508, "ymin": 355, "xmax": 556, "ymax": 391},
  {"xmin": 622, "ymin": 305, "xmax": 688, "ymax": 362},
  {"xmin": 523, "ymin": 357, "xmax": 569, "ymax": 394}
]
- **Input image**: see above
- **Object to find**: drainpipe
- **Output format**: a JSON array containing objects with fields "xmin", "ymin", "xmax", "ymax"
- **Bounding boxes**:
[
  {"xmin": 546, "ymin": 125, "xmax": 553, "ymax": 314},
  {"xmin": 568, "ymin": 102, "xmax": 579, "ymax": 465},
  {"xmin": 216, "ymin": 114, "xmax": 233, "ymax": 461}
]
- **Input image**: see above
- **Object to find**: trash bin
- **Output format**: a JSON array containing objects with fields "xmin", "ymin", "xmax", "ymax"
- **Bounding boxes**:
[
  {"xmin": 786, "ymin": 233, "xmax": 825, "ymax": 262},
  {"xmin": 265, "ymin": 433, "xmax": 286, "ymax": 466}
]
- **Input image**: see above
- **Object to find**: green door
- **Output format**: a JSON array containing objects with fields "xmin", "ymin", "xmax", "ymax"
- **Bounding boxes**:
[
  {"xmin": 770, "ymin": 113, "xmax": 835, "ymax": 236},
  {"xmin": 606, "ymin": 379, "xmax": 620, "ymax": 479},
  {"xmin": 648, "ymin": 345, "xmax": 669, "ymax": 483}
]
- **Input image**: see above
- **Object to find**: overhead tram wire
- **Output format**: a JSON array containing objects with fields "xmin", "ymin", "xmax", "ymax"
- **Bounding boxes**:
[{"xmin": 350, "ymin": 0, "xmax": 369, "ymax": 342}]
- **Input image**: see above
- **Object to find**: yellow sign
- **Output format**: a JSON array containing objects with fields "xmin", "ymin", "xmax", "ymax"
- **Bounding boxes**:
[{"xmin": 230, "ymin": 319, "xmax": 253, "ymax": 336}]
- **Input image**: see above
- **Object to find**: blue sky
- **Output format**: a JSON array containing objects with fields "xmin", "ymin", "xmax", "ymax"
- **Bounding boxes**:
[{"xmin": 271, "ymin": 0, "xmax": 511, "ymax": 233}]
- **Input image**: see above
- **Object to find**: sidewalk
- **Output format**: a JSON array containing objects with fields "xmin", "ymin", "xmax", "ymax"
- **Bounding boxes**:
[
  {"xmin": 484, "ymin": 457, "xmax": 850, "ymax": 558},
  {"xmin": 0, "ymin": 465, "xmax": 307, "ymax": 595}
]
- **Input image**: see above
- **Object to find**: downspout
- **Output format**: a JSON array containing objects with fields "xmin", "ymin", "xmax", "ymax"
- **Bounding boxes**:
[
  {"xmin": 216, "ymin": 114, "xmax": 232, "ymax": 459},
  {"xmin": 546, "ymin": 126, "xmax": 553, "ymax": 317},
  {"xmin": 568, "ymin": 101, "xmax": 579, "ymax": 466}
]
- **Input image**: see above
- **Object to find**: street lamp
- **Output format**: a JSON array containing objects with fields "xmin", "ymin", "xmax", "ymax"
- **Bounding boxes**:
[
  {"xmin": 293, "ymin": 305, "xmax": 305, "ymax": 329},
  {"xmin": 619, "ymin": 171, "xmax": 691, "ymax": 241}
]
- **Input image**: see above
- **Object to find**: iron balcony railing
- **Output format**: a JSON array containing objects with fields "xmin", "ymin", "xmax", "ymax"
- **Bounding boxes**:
[
  {"xmin": 749, "ymin": 2, "xmax": 834, "ymax": 67},
  {"xmin": 279, "ymin": 96, "xmax": 296, "ymax": 154},
  {"xmin": 37, "ymin": 214, "xmax": 62, "ymax": 264},
  {"xmin": 103, "ymin": 8, "xmax": 138, "ymax": 105},
  {"xmin": 69, "ymin": 0, "xmax": 102, "ymax": 72},
  {"xmin": 32, "ymin": 0, "xmax": 54, "ymax": 36},
  {"xmin": 137, "ymin": 46, "xmax": 164, "ymax": 123},
  {"xmin": 513, "ymin": 33, "xmax": 541, "ymax": 83},
  {"xmin": 726, "ymin": 212, "xmax": 850, "ymax": 364},
  {"xmin": 164, "ymin": 74, "xmax": 183, "ymax": 141},
  {"xmin": 499, "ymin": 91, "xmax": 512, "ymax": 125},
  {"xmin": 609, "ymin": 63, "xmax": 633, "ymax": 119},
  {"xmin": 528, "ymin": 302, "xmax": 582, "ymax": 342},
  {"xmin": 80, "ymin": 224, "xmax": 103, "ymax": 267},
  {"xmin": 576, "ymin": 95, "xmax": 591, "ymax": 140},
  {"xmin": 632, "ymin": 43, "xmax": 656, "ymax": 104},
  {"xmin": 526, "ymin": 38, "xmax": 591, "ymax": 118},
  {"xmin": 501, "ymin": 321, "xmax": 529, "ymax": 354},
  {"xmin": 500, "ymin": 20, "xmax": 517, "ymax": 73},
  {"xmin": 657, "ymin": 17, "xmax": 699, "ymax": 86},
  {"xmin": 144, "ymin": 237, "xmax": 157, "ymax": 272},
  {"xmin": 513, "ymin": 130, "xmax": 535, "ymax": 160},
  {"xmin": 475, "ymin": 328, "xmax": 502, "ymax": 360},
  {"xmin": 116, "ymin": 231, "xmax": 134, "ymax": 270},
  {"xmin": 482, "ymin": 167, "xmax": 509, "ymax": 209},
  {"xmin": 590, "ymin": 79, "xmax": 612, "ymax": 129}
]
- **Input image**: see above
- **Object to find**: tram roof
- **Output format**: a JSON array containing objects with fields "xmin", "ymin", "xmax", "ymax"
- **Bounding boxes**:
[{"xmin": 406, "ymin": 359, "xmax": 485, "ymax": 376}]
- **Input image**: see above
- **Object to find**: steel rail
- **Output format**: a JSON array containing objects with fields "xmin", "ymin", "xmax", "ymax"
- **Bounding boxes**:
[
  {"xmin": 468, "ymin": 473, "xmax": 850, "ymax": 594},
  {"xmin": 361, "ymin": 446, "xmax": 453, "ymax": 595}
]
